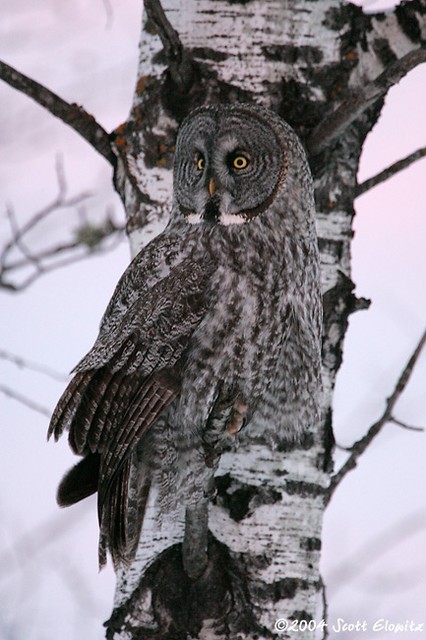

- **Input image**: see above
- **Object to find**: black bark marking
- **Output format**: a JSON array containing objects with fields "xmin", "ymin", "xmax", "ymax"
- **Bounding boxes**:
[
  {"xmin": 322, "ymin": 407, "xmax": 335, "ymax": 474},
  {"xmin": 191, "ymin": 47, "xmax": 228, "ymax": 62},
  {"xmin": 220, "ymin": 0, "xmax": 254, "ymax": 5},
  {"xmin": 324, "ymin": 5, "xmax": 373, "ymax": 53},
  {"xmin": 285, "ymin": 480, "xmax": 325, "ymax": 499},
  {"xmin": 311, "ymin": 59, "xmax": 358, "ymax": 103},
  {"xmin": 274, "ymin": 467, "xmax": 289, "ymax": 477},
  {"xmin": 395, "ymin": 4, "xmax": 425, "ymax": 44},
  {"xmin": 318, "ymin": 237, "xmax": 344, "ymax": 263},
  {"xmin": 105, "ymin": 535, "xmax": 264, "ymax": 639},
  {"xmin": 161, "ymin": 59, "xmax": 253, "ymax": 123},
  {"xmin": 300, "ymin": 537, "xmax": 322, "ymax": 552},
  {"xmin": 372, "ymin": 38, "xmax": 397, "ymax": 67},
  {"xmin": 273, "ymin": 577, "xmax": 310, "ymax": 601},
  {"xmin": 215, "ymin": 474, "xmax": 282, "ymax": 522},
  {"xmin": 251, "ymin": 577, "xmax": 313, "ymax": 605},
  {"xmin": 276, "ymin": 430, "xmax": 315, "ymax": 453},
  {"xmin": 279, "ymin": 78, "xmax": 326, "ymax": 133},
  {"xmin": 263, "ymin": 44, "xmax": 323, "ymax": 65},
  {"xmin": 291, "ymin": 609, "xmax": 314, "ymax": 623}
]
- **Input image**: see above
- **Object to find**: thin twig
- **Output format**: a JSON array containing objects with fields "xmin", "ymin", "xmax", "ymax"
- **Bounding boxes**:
[
  {"xmin": 319, "ymin": 575, "xmax": 329, "ymax": 639},
  {"xmin": 0, "ymin": 158, "xmax": 124, "ymax": 290},
  {"xmin": 0, "ymin": 502, "xmax": 91, "ymax": 579},
  {"xmin": 389, "ymin": 417, "xmax": 424, "ymax": 433},
  {"xmin": 356, "ymin": 145, "xmax": 426, "ymax": 196},
  {"xmin": 102, "ymin": 0, "xmax": 114, "ymax": 29},
  {"xmin": 327, "ymin": 327, "xmax": 426, "ymax": 503},
  {"xmin": 2, "ymin": 231, "xmax": 123, "ymax": 291},
  {"xmin": 53, "ymin": 555, "xmax": 108, "ymax": 617},
  {"xmin": 1, "ymin": 156, "xmax": 92, "ymax": 275},
  {"xmin": 0, "ymin": 384, "xmax": 51, "ymax": 417},
  {"xmin": 328, "ymin": 508, "xmax": 426, "ymax": 591},
  {"xmin": 3, "ymin": 190, "xmax": 92, "ymax": 253},
  {"xmin": 0, "ymin": 350, "xmax": 68, "ymax": 382},
  {"xmin": 308, "ymin": 49, "xmax": 426, "ymax": 155},
  {"xmin": 4, "ymin": 203, "xmax": 41, "ymax": 274},
  {"xmin": 0, "ymin": 59, "xmax": 115, "ymax": 164}
]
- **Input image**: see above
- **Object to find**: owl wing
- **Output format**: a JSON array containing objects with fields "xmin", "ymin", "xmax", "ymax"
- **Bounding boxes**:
[{"xmin": 48, "ymin": 251, "xmax": 214, "ymax": 567}]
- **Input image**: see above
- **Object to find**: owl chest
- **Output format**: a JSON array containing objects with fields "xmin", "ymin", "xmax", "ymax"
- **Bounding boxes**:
[
  {"xmin": 186, "ymin": 264, "xmax": 285, "ymax": 397},
  {"xmin": 173, "ymin": 227, "xmax": 290, "ymax": 431}
]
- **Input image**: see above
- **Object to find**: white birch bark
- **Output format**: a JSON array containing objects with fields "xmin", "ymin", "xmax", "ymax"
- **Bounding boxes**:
[{"xmin": 106, "ymin": 1, "xmax": 426, "ymax": 638}]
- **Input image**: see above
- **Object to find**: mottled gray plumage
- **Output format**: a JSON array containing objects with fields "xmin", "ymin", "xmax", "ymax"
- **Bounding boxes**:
[{"xmin": 48, "ymin": 103, "xmax": 322, "ymax": 571}]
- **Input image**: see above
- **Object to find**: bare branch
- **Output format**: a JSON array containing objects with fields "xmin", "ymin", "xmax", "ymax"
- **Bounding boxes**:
[
  {"xmin": 144, "ymin": 0, "xmax": 193, "ymax": 87},
  {"xmin": 0, "ymin": 158, "xmax": 124, "ymax": 291},
  {"xmin": 53, "ymin": 555, "xmax": 108, "ymax": 617},
  {"xmin": 102, "ymin": 0, "xmax": 114, "ymax": 29},
  {"xmin": 308, "ymin": 49, "xmax": 426, "ymax": 155},
  {"xmin": 356, "ymin": 145, "xmax": 426, "ymax": 196},
  {"xmin": 0, "ymin": 503, "xmax": 91, "ymax": 579},
  {"xmin": 0, "ymin": 350, "xmax": 68, "ymax": 382},
  {"xmin": 1, "ymin": 159, "xmax": 92, "ymax": 270},
  {"xmin": 389, "ymin": 417, "xmax": 425, "ymax": 433},
  {"xmin": 1, "ymin": 228, "xmax": 123, "ymax": 292},
  {"xmin": 327, "ymin": 327, "xmax": 426, "ymax": 503},
  {"xmin": 0, "ymin": 59, "xmax": 115, "ymax": 164},
  {"xmin": 0, "ymin": 384, "xmax": 51, "ymax": 417},
  {"xmin": 319, "ymin": 575, "xmax": 329, "ymax": 640},
  {"xmin": 4, "ymin": 204, "xmax": 41, "ymax": 276},
  {"xmin": 329, "ymin": 508, "xmax": 426, "ymax": 591},
  {"xmin": 144, "ymin": 0, "xmax": 183, "ymax": 63}
]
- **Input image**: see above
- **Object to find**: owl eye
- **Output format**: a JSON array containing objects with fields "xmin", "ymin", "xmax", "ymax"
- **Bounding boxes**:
[
  {"xmin": 195, "ymin": 155, "xmax": 205, "ymax": 171},
  {"xmin": 231, "ymin": 154, "xmax": 250, "ymax": 170}
]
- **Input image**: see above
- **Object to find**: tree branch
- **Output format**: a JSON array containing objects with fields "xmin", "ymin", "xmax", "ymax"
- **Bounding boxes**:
[
  {"xmin": 388, "ymin": 417, "xmax": 424, "ymax": 433},
  {"xmin": 0, "ymin": 384, "xmax": 51, "ymax": 417},
  {"xmin": 308, "ymin": 49, "xmax": 426, "ymax": 155},
  {"xmin": 327, "ymin": 327, "xmax": 426, "ymax": 503},
  {"xmin": 144, "ymin": 0, "xmax": 183, "ymax": 62},
  {"xmin": 144, "ymin": 0, "xmax": 193, "ymax": 88},
  {"xmin": 0, "ymin": 350, "xmax": 68, "ymax": 382},
  {"xmin": 328, "ymin": 508, "xmax": 426, "ymax": 591},
  {"xmin": 356, "ymin": 145, "xmax": 426, "ymax": 196},
  {"xmin": 0, "ymin": 502, "xmax": 90, "ymax": 578},
  {"xmin": 0, "ymin": 59, "xmax": 115, "ymax": 164},
  {"xmin": 0, "ymin": 157, "xmax": 124, "ymax": 291},
  {"xmin": 1, "ymin": 226, "xmax": 123, "ymax": 292}
]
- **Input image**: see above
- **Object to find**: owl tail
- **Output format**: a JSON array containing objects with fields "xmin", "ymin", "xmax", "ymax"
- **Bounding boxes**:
[
  {"xmin": 56, "ymin": 450, "xmax": 152, "ymax": 569},
  {"xmin": 98, "ymin": 453, "xmax": 152, "ymax": 569},
  {"xmin": 51, "ymin": 362, "xmax": 180, "ymax": 568},
  {"xmin": 57, "ymin": 452, "xmax": 100, "ymax": 506}
]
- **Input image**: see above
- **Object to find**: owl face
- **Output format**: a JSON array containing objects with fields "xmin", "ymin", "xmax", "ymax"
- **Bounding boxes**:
[{"xmin": 173, "ymin": 105, "xmax": 287, "ymax": 226}]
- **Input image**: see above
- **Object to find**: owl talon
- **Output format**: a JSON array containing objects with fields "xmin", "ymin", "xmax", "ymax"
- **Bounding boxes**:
[{"xmin": 226, "ymin": 401, "xmax": 248, "ymax": 434}]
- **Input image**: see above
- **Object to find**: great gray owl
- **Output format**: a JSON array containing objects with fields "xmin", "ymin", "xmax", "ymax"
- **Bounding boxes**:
[{"xmin": 48, "ymin": 103, "xmax": 322, "ymax": 573}]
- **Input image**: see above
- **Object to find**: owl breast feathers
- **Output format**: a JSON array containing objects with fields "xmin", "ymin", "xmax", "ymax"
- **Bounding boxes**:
[{"xmin": 48, "ymin": 103, "xmax": 322, "ymax": 568}]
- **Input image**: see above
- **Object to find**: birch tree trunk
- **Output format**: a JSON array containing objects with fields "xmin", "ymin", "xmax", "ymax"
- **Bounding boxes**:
[{"xmin": 105, "ymin": 1, "xmax": 426, "ymax": 638}]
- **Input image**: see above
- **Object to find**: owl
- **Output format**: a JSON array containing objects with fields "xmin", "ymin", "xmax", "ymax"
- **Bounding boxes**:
[{"xmin": 48, "ymin": 104, "xmax": 322, "ymax": 574}]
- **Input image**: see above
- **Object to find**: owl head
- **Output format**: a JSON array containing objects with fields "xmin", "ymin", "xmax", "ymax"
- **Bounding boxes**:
[{"xmin": 173, "ymin": 104, "xmax": 290, "ymax": 226}]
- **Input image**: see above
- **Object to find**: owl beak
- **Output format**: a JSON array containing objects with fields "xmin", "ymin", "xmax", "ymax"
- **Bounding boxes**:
[
  {"xmin": 208, "ymin": 177, "xmax": 216, "ymax": 198},
  {"xmin": 203, "ymin": 176, "xmax": 220, "ymax": 223}
]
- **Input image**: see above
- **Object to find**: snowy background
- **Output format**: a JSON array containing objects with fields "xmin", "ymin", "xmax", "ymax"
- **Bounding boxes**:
[{"xmin": 0, "ymin": 1, "xmax": 425, "ymax": 638}]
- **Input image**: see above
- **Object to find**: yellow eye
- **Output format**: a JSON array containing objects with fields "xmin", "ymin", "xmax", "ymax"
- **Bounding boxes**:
[
  {"xmin": 196, "ymin": 156, "xmax": 204, "ymax": 171},
  {"xmin": 233, "ymin": 155, "xmax": 249, "ymax": 170}
]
